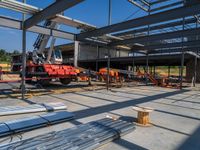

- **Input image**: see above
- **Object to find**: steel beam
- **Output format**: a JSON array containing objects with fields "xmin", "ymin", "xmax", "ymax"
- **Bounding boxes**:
[
  {"xmin": 0, "ymin": 16, "xmax": 74, "ymax": 40},
  {"xmin": 149, "ymin": 47, "xmax": 200, "ymax": 54},
  {"xmin": 24, "ymin": 0, "xmax": 84, "ymax": 29},
  {"xmin": 139, "ymin": 0, "xmax": 150, "ymax": 7},
  {"xmin": 0, "ymin": 0, "xmax": 39, "ymax": 14},
  {"xmin": 0, "ymin": 0, "xmax": 96, "ymax": 30},
  {"xmin": 51, "ymin": 14, "xmax": 96, "ymax": 30},
  {"xmin": 114, "ymin": 18, "xmax": 196, "ymax": 37},
  {"xmin": 128, "ymin": 0, "xmax": 148, "ymax": 12},
  {"xmin": 150, "ymin": 0, "xmax": 170, "ymax": 5},
  {"xmin": 150, "ymin": 1, "xmax": 183, "ymax": 12},
  {"xmin": 145, "ymin": 40, "xmax": 200, "ymax": 50},
  {"xmin": 77, "ymin": 4, "xmax": 200, "ymax": 40},
  {"xmin": 110, "ymin": 28, "xmax": 200, "ymax": 46}
]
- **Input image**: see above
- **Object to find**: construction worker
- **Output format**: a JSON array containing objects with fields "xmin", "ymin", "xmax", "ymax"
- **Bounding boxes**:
[{"xmin": 0, "ymin": 66, "xmax": 3, "ymax": 80}]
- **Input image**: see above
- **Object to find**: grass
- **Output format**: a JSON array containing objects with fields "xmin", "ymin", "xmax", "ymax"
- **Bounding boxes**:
[
  {"xmin": 137, "ymin": 66, "xmax": 186, "ymax": 77},
  {"xmin": 156, "ymin": 66, "xmax": 186, "ymax": 76}
]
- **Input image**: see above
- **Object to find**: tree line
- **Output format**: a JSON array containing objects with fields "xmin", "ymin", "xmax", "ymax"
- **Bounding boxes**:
[{"xmin": 0, "ymin": 49, "xmax": 20, "ymax": 63}]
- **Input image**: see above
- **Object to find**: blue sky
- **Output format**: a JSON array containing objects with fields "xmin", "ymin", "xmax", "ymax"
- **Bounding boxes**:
[{"xmin": 0, "ymin": 0, "xmax": 149, "ymax": 52}]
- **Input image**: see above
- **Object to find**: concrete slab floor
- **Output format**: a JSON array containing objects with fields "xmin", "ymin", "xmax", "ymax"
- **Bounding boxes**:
[{"xmin": 0, "ymin": 83, "xmax": 199, "ymax": 150}]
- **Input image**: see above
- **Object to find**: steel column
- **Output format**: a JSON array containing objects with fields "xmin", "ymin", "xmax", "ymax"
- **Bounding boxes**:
[
  {"xmin": 74, "ymin": 41, "xmax": 79, "ymax": 67},
  {"xmin": 146, "ymin": 54, "xmax": 149, "ymax": 85},
  {"xmin": 132, "ymin": 52, "xmax": 135, "ymax": 76},
  {"xmin": 21, "ymin": 0, "xmax": 26, "ymax": 100},
  {"xmin": 96, "ymin": 45, "xmax": 99, "ymax": 72},
  {"xmin": 194, "ymin": 51, "xmax": 198, "ymax": 87},
  {"xmin": 168, "ymin": 66, "xmax": 170, "ymax": 77},
  {"xmin": 180, "ymin": 17, "xmax": 185, "ymax": 89},
  {"xmin": 106, "ymin": 49, "xmax": 110, "ymax": 91}
]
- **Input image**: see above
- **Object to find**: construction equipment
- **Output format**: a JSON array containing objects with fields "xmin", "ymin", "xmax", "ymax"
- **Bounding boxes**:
[
  {"xmin": 11, "ymin": 20, "xmax": 77, "ymax": 85},
  {"xmin": 98, "ymin": 68, "xmax": 121, "ymax": 82}
]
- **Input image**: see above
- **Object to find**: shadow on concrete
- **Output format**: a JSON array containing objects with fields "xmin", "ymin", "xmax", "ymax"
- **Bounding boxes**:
[
  {"xmin": 152, "ymin": 123, "xmax": 190, "ymax": 136},
  {"xmin": 73, "ymin": 92, "xmax": 117, "ymax": 103},
  {"xmin": 94, "ymin": 90, "xmax": 147, "ymax": 99},
  {"xmin": 153, "ymin": 101, "xmax": 200, "ymax": 111},
  {"xmin": 118, "ymin": 116, "xmax": 137, "ymax": 123},
  {"xmin": 177, "ymin": 125, "xmax": 200, "ymax": 150},
  {"xmin": 73, "ymin": 89, "xmax": 188, "ymax": 119},
  {"xmin": 68, "ymin": 120, "xmax": 83, "ymax": 126},
  {"xmin": 21, "ymin": 98, "xmax": 36, "ymax": 105},
  {"xmin": 173, "ymin": 99, "xmax": 200, "ymax": 105},
  {"xmin": 49, "ymin": 95, "xmax": 91, "ymax": 108},
  {"xmin": 114, "ymin": 138, "xmax": 148, "ymax": 150},
  {"xmin": 110, "ymin": 89, "xmax": 148, "ymax": 97},
  {"xmin": 155, "ymin": 109, "xmax": 200, "ymax": 121}
]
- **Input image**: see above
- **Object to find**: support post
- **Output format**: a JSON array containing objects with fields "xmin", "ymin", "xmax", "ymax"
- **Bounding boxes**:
[
  {"xmin": 74, "ymin": 41, "xmax": 79, "ymax": 67},
  {"xmin": 180, "ymin": 17, "xmax": 185, "ymax": 89},
  {"xmin": 145, "ymin": 54, "xmax": 149, "ymax": 85},
  {"xmin": 194, "ymin": 51, "xmax": 198, "ymax": 87},
  {"xmin": 153, "ymin": 66, "xmax": 156, "ymax": 77},
  {"xmin": 106, "ymin": 0, "xmax": 111, "ymax": 90},
  {"xmin": 194, "ymin": 19, "xmax": 198, "ymax": 87},
  {"xmin": 106, "ymin": 49, "xmax": 110, "ymax": 91},
  {"xmin": 132, "ymin": 52, "xmax": 135, "ymax": 77},
  {"xmin": 180, "ymin": 52, "xmax": 185, "ymax": 89},
  {"xmin": 21, "ymin": 0, "xmax": 26, "ymax": 100},
  {"xmin": 96, "ymin": 45, "xmax": 99, "ymax": 72},
  {"xmin": 145, "ymin": 6, "xmax": 150, "ymax": 85},
  {"xmin": 168, "ymin": 66, "xmax": 170, "ymax": 77}
]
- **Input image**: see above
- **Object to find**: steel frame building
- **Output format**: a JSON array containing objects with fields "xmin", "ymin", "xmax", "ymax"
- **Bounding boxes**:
[{"xmin": 0, "ymin": 0, "xmax": 200, "ymax": 97}]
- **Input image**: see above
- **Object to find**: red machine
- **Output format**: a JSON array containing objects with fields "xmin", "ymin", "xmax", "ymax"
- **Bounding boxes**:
[{"xmin": 11, "ymin": 20, "xmax": 77, "ymax": 85}]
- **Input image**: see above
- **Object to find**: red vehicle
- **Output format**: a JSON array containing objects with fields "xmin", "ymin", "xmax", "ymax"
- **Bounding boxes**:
[{"xmin": 11, "ymin": 20, "xmax": 77, "ymax": 85}]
